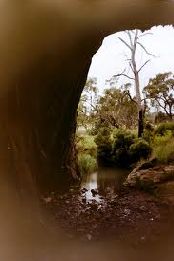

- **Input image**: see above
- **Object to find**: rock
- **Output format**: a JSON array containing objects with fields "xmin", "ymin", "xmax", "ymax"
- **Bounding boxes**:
[
  {"xmin": 82, "ymin": 197, "xmax": 87, "ymax": 204},
  {"xmin": 138, "ymin": 157, "xmax": 157, "ymax": 170},
  {"xmin": 81, "ymin": 188, "xmax": 88, "ymax": 194},
  {"xmin": 139, "ymin": 206, "xmax": 146, "ymax": 211},
  {"xmin": 86, "ymin": 234, "xmax": 92, "ymax": 240},
  {"xmin": 43, "ymin": 197, "xmax": 52, "ymax": 203},
  {"xmin": 124, "ymin": 164, "xmax": 174, "ymax": 189},
  {"xmin": 91, "ymin": 189, "xmax": 98, "ymax": 197},
  {"xmin": 123, "ymin": 208, "xmax": 131, "ymax": 215}
]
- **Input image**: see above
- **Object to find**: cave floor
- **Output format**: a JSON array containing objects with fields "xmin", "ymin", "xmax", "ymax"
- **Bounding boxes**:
[{"xmin": 41, "ymin": 187, "xmax": 174, "ymax": 246}]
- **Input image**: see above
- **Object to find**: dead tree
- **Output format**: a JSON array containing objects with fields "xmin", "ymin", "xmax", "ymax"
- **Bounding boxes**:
[{"xmin": 114, "ymin": 30, "xmax": 155, "ymax": 137}]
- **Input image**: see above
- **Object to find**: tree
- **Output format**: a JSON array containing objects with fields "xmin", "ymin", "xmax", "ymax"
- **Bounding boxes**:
[
  {"xmin": 144, "ymin": 72, "xmax": 174, "ymax": 120},
  {"xmin": 77, "ymin": 77, "xmax": 98, "ymax": 130},
  {"xmin": 95, "ymin": 85, "xmax": 137, "ymax": 130},
  {"xmin": 113, "ymin": 30, "xmax": 155, "ymax": 137}
]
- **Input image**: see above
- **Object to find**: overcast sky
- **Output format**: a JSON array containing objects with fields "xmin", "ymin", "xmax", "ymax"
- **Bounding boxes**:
[{"xmin": 88, "ymin": 25, "xmax": 174, "ymax": 95}]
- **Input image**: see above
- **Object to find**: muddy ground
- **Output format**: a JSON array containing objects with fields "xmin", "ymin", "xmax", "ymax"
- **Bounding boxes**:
[{"xmin": 41, "ymin": 186, "xmax": 174, "ymax": 246}]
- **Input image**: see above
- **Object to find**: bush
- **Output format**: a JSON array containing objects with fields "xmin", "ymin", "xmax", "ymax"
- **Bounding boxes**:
[
  {"xmin": 113, "ymin": 129, "xmax": 135, "ymax": 151},
  {"xmin": 143, "ymin": 122, "xmax": 155, "ymax": 144},
  {"xmin": 94, "ymin": 127, "xmax": 113, "ymax": 163},
  {"xmin": 112, "ymin": 129, "xmax": 135, "ymax": 167},
  {"xmin": 155, "ymin": 122, "xmax": 174, "ymax": 136},
  {"xmin": 78, "ymin": 154, "xmax": 97, "ymax": 175},
  {"xmin": 129, "ymin": 138, "xmax": 152, "ymax": 162},
  {"xmin": 95, "ymin": 128, "xmax": 152, "ymax": 167}
]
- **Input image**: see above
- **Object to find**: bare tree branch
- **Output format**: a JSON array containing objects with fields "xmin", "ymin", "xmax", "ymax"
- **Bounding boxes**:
[
  {"xmin": 126, "ymin": 30, "xmax": 133, "ymax": 47},
  {"xmin": 118, "ymin": 37, "xmax": 132, "ymax": 51},
  {"xmin": 113, "ymin": 70, "xmax": 134, "ymax": 81},
  {"xmin": 138, "ymin": 59, "xmax": 150, "ymax": 73},
  {"xmin": 137, "ymin": 42, "xmax": 156, "ymax": 57},
  {"xmin": 139, "ymin": 32, "xmax": 153, "ymax": 38},
  {"xmin": 123, "ymin": 90, "xmax": 137, "ymax": 104}
]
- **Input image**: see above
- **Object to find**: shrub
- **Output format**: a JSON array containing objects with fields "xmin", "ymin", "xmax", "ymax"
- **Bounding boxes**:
[
  {"xmin": 112, "ymin": 129, "xmax": 135, "ymax": 167},
  {"xmin": 143, "ymin": 122, "xmax": 155, "ymax": 144},
  {"xmin": 94, "ymin": 127, "xmax": 113, "ymax": 162},
  {"xmin": 129, "ymin": 138, "xmax": 152, "ymax": 162},
  {"xmin": 95, "ymin": 128, "xmax": 153, "ymax": 167},
  {"xmin": 78, "ymin": 154, "xmax": 97, "ymax": 175},
  {"xmin": 113, "ymin": 129, "xmax": 135, "ymax": 151},
  {"xmin": 155, "ymin": 122, "xmax": 174, "ymax": 136}
]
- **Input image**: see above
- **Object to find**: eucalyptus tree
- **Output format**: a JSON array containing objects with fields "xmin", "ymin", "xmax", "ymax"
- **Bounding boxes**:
[
  {"xmin": 144, "ymin": 72, "xmax": 174, "ymax": 120},
  {"xmin": 113, "ymin": 30, "xmax": 155, "ymax": 137}
]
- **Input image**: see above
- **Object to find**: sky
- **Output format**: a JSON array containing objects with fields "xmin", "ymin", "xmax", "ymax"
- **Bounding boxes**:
[{"xmin": 88, "ymin": 25, "xmax": 174, "ymax": 95}]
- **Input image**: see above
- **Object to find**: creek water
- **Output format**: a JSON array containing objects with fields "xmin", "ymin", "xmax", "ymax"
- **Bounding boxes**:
[{"xmin": 80, "ymin": 166, "xmax": 130, "ymax": 201}]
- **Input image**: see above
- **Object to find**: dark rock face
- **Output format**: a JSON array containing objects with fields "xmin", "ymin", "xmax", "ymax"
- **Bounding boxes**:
[{"xmin": 1, "ymin": 1, "xmax": 174, "ymax": 195}]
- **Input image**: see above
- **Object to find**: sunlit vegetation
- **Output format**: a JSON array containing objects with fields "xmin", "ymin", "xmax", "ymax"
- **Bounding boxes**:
[
  {"xmin": 77, "ymin": 71, "xmax": 174, "ymax": 174},
  {"xmin": 153, "ymin": 126, "xmax": 174, "ymax": 163},
  {"xmin": 76, "ymin": 134, "xmax": 97, "ymax": 175}
]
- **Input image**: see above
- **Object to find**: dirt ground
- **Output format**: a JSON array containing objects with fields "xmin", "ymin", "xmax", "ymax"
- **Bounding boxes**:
[{"xmin": 41, "ymin": 186, "xmax": 174, "ymax": 246}]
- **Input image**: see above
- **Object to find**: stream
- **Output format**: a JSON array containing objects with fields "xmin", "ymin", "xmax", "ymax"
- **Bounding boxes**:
[{"xmin": 80, "ymin": 166, "xmax": 130, "ymax": 201}]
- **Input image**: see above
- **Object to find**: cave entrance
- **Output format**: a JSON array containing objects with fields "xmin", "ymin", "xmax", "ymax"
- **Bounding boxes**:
[
  {"xmin": 76, "ymin": 25, "xmax": 174, "ymax": 200},
  {"xmin": 2, "ymin": 0, "xmax": 174, "ymax": 257}
]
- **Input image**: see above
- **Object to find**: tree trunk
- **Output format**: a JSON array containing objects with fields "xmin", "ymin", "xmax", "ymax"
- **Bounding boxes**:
[{"xmin": 138, "ymin": 109, "xmax": 144, "ymax": 137}]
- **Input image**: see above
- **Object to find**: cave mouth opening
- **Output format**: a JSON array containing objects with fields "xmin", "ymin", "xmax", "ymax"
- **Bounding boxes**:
[{"xmin": 75, "ymin": 24, "xmax": 174, "ymax": 195}]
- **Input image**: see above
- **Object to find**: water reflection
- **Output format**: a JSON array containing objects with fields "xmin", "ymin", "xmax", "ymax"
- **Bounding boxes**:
[{"xmin": 81, "ymin": 166, "xmax": 129, "ymax": 201}]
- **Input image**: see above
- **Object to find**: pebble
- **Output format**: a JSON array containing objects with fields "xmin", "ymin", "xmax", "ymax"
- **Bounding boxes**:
[
  {"xmin": 139, "ymin": 205, "xmax": 146, "ymax": 211},
  {"xmin": 86, "ymin": 234, "xmax": 92, "ymax": 240}
]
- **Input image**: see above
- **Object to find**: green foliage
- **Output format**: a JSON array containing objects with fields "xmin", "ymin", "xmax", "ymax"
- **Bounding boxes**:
[
  {"xmin": 144, "ymin": 72, "xmax": 174, "ymax": 119},
  {"xmin": 155, "ymin": 111, "xmax": 170, "ymax": 123},
  {"xmin": 113, "ymin": 129, "xmax": 135, "ymax": 150},
  {"xmin": 77, "ymin": 77, "xmax": 98, "ymax": 130},
  {"xmin": 77, "ymin": 134, "xmax": 97, "ymax": 175},
  {"xmin": 95, "ymin": 87, "xmax": 137, "ymax": 131},
  {"xmin": 153, "ymin": 133, "xmax": 174, "ymax": 163},
  {"xmin": 155, "ymin": 122, "xmax": 174, "ymax": 136},
  {"xmin": 143, "ymin": 122, "xmax": 155, "ymax": 144},
  {"xmin": 77, "ymin": 134, "xmax": 97, "ymax": 157},
  {"xmin": 95, "ymin": 128, "xmax": 152, "ymax": 167},
  {"xmin": 78, "ymin": 154, "xmax": 97, "ymax": 175},
  {"xmin": 94, "ymin": 127, "xmax": 113, "ymax": 163},
  {"xmin": 112, "ymin": 129, "xmax": 135, "ymax": 166},
  {"xmin": 112, "ymin": 130, "xmax": 152, "ymax": 166},
  {"xmin": 129, "ymin": 138, "xmax": 152, "ymax": 162}
]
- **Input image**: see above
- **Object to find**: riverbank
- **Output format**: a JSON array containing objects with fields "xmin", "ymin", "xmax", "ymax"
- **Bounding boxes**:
[{"xmin": 42, "ymin": 184, "xmax": 174, "ymax": 246}]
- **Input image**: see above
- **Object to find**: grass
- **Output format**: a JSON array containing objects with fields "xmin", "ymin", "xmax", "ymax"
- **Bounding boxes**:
[
  {"xmin": 77, "ymin": 134, "xmax": 97, "ymax": 156},
  {"xmin": 78, "ymin": 154, "xmax": 97, "ymax": 175},
  {"xmin": 76, "ymin": 134, "xmax": 97, "ymax": 175},
  {"xmin": 153, "ymin": 132, "xmax": 174, "ymax": 163}
]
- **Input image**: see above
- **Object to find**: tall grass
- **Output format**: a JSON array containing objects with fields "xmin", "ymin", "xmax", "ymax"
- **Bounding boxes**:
[
  {"xmin": 76, "ymin": 134, "xmax": 97, "ymax": 175},
  {"xmin": 78, "ymin": 154, "xmax": 97, "ymax": 175},
  {"xmin": 153, "ymin": 133, "xmax": 174, "ymax": 163}
]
